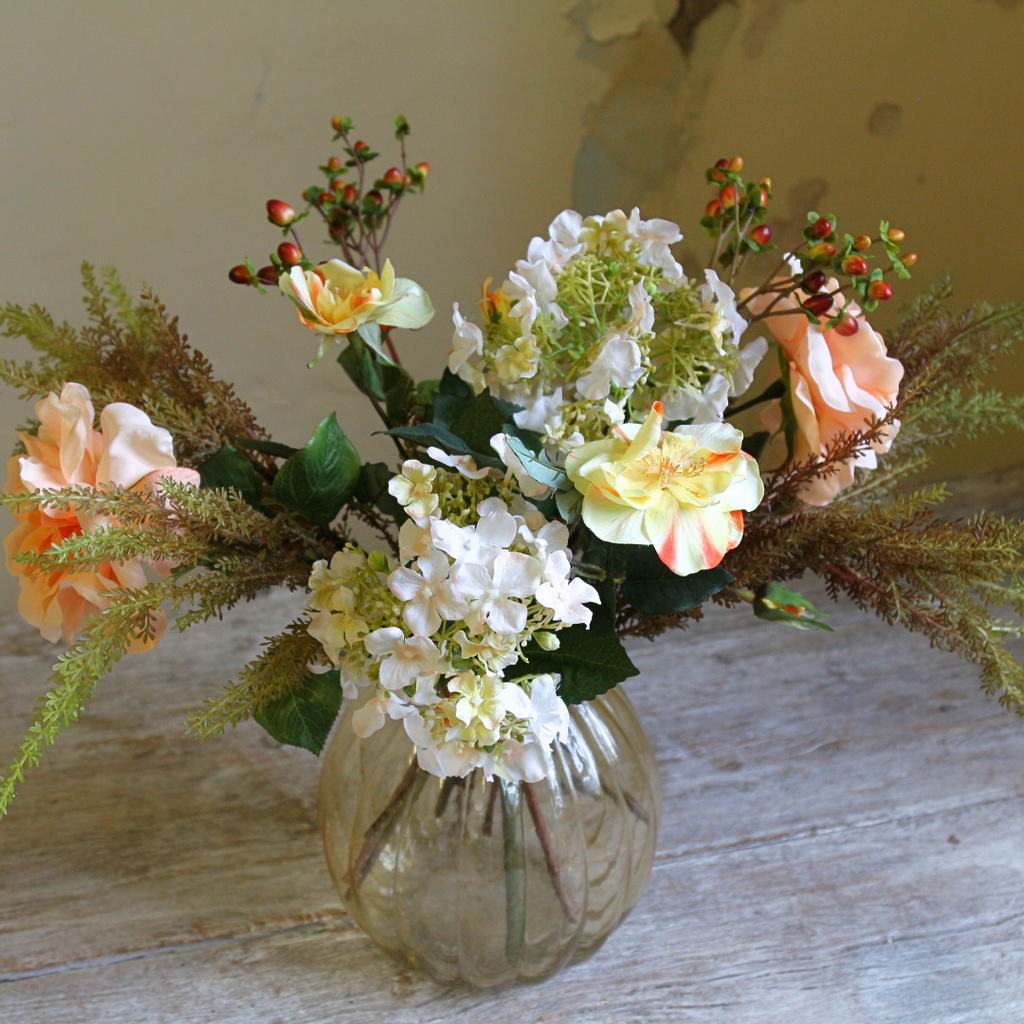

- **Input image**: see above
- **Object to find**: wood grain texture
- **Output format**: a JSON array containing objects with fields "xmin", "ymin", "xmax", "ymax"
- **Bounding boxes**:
[{"xmin": 1, "ymin": 472, "xmax": 1023, "ymax": 1022}]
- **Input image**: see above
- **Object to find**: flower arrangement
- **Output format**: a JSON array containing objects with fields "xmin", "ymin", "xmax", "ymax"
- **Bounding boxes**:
[{"xmin": 1, "ymin": 116, "xmax": 1023, "ymax": 819}]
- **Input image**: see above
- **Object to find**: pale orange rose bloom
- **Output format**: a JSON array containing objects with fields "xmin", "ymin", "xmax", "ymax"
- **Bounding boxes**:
[
  {"xmin": 4, "ymin": 383, "xmax": 200, "ymax": 651},
  {"xmin": 751, "ymin": 284, "xmax": 904, "ymax": 506}
]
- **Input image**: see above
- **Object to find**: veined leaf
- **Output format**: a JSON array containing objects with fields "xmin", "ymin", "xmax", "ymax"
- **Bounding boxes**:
[{"xmin": 253, "ymin": 669, "xmax": 343, "ymax": 754}]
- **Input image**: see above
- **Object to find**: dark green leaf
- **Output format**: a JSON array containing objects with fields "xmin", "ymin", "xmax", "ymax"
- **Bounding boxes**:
[
  {"xmin": 431, "ymin": 369, "xmax": 476, "ymax": 427},
  {"xmin": 236, "ymin": 437, "xmax": 299, "ymax": 459},
  {"xmin": 620, "ymin": 547, "xmax": 733, "ymax": 616},
  {"xmin": 353, "ymin": 461, "xmax": 405, "ymax": 519},
  {"xmin": 741, "ymin": 430, "xmax": 770, "ymax": 461},
  {"xmin": 449, "ymin": 392, "xmax": 518, "ymax": 456},
  {"xmin": 253, "ymin": 669, "xmax": 343, "ymax": 754},
  {"xmin": 509, "ymin": 615, "xmax": 637, "ymax": 706},
  {"xmin": 338, "ymin": 342, "xmax": 386, "ymax": 401},
  {"xmin": 378, "ymin": 361, "xmax": 415, "ymax": 426},
  {"xmin": 198, "ymin": 444, "xmax": 264, "ymax": 510},
  {"xmin": 384, "ymin": 422, "xmax": 505, "ymax": 469},
  {"xmin": 272, "ymin": 413, "xmax": 361, "ymax": 525}
]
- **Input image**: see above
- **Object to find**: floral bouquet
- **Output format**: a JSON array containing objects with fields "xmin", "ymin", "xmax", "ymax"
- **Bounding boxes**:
[{"xmin": 2, "ymin": 115, "xmax": 1022, "ymax": 984}]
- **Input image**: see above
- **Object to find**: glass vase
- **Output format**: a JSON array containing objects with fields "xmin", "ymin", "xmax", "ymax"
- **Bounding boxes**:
[{"xmin": 317, "ymin": 685, "xmax": 662, "ymax": 988}]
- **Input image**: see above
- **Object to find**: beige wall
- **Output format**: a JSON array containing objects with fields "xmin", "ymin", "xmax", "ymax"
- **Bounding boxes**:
[{"xmin": 0, "ymin": 0, "xmax": 1021, "ymax": 615}]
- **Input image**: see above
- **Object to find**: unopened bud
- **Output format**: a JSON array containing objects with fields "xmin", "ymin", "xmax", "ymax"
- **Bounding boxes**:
[
  {"xmin": 534, "ymin": 632, "xmax": 560, "ymax": 651},
  {"xmin": 327, "ymin": 155, "xmax": 342, "ymax": 172},
  {"xmin": 719, "ymin": 185, "xmax": 737, "ymax": 209},
  {"xmin": 811, "ymin": 217, "xmax": 833, "ymax": 239},
  {"xmin": 759, "ymin": 176, "xmax": 772, "ymax": 189},
  {"xmin": 902, "ymin": 251, "xmax": 918, "ymax": 266},
  {"xmin": 415, "ymin": 161, "xmax": 430, "ymax": 177},
  {"xmin": 842, "ymin": 254, "xmax": 868, "ymax": 276},
  {"xmin": 277, "ymin": 242, "xmax": 302, "ymax": 266},
  {"xmin": 255, "ymin": 265, "xmax": 278, "ymax": 287},
  {"xmin": 854, "ymin": 234, "xmax": 872, "ymax": 252},
  {"xmin": 331, "ymin": 115, "xmax": 343, "ymax": 131},
  {"xmin": 365, "ymin": 189, "xmax": 383, "ymax": 207},
  {"xmin": 803, "ymin": 294, "xmax": 833, "ymax": 317},
  {"xmin": 727, "ymin": 155, "xmax": 744, "ymax": 171},
  {"xmin": 750, "ymin": 224, "xmax": 771, "ymax": 245},
  {"xmin": 887, "ymin": 228, "xmax": 905, "ymax": 242},
  {"xmin": 229, "ymin": 264, "xmax": 253, "ymax": 285},
  {"xmin": 834, "ymin": 315, "xmax": 859, "ymax": 336},
  {"xmin": 353, "ymin": 140, "xmax": 369, "ymax": 153},
  {"xmin": 382, "ymin": 167, "xmax": 404, "ymax": 186},
  {"xmin": 803, "ymin": 270, "xmax": 827, "ymax": 292},
  {"xmin": 867, "ymin": 280, "xmax": 893, "ymax": 301},
  {"xmin": 343, "ymin": 184, "xmax": 358, "ymax": 203},
  {"xmin": 266, "ymin": 200, "xmax": 296, "ymax": 226},
  {"xmin": 705, "ymin": 199, "xmax": 722, "ymax": 217},
  {"xmin": 367, "ymin": 550, "xmax": 389, "ymax": 573}
]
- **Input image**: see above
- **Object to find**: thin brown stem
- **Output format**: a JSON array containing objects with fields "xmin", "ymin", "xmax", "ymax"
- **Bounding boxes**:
[{"xmin": 522, "ymin": 781, "xmax": 578, "ymax": 924}]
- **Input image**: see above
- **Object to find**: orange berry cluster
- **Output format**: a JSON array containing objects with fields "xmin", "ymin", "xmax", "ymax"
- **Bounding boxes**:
[{"xmin": 701, "ymin": 156, "xmax": 775, "ymax": 266}]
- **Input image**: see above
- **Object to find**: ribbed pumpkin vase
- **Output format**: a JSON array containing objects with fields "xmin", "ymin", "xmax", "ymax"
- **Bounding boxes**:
[{"xmin": 317, "ymin": 685, "xmax": 662, "ymax": 988}]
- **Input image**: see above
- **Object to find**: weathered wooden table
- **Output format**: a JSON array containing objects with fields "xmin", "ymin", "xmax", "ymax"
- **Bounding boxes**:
[{"xmin": 1, "ymin": 471, "xmax": 1023, "ymax": 1023}]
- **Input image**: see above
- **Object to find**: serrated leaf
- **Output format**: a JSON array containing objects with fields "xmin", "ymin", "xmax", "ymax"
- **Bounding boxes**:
[
  {"xmin": 253, "ymin": 669, "xmax": 343, "ymax": 754},
  {"xmin": 272, "ymin": 413, "xmax": 361, "ymax": 525},
  {"xmin": 508, "ymin": 616, "xmax": 637, "ymax": 706},
  {"xmin": 198, "ymin": 444, "xmax": 265, "ymax": 510},
  {"xmin": 619, "ymin": 546, "xmax": 733, "ymax": 616}
]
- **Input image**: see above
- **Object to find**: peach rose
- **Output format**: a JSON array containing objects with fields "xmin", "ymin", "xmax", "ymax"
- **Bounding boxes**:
[
  {"xmin": 4, "ymin": 383, "xmax": 200, "ymax": 650},
  {"xmin": 752, "ymin": 285, "xmax": 904, "ymax": 506}
]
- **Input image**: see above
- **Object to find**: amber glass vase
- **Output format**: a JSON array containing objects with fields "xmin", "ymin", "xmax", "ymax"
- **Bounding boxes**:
[{"xmin": 317, "ymin": 686, "xmax": 661, "ymax": 988}]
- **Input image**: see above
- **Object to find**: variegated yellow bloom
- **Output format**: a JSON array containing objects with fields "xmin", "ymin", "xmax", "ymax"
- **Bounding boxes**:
[
  {"xmin": 280, "ymin": 258, "xmax": 433, "ymax": 336},
  {"xmin": 565, "ymin": 403, "xmax": 763, "ymax": 576}
]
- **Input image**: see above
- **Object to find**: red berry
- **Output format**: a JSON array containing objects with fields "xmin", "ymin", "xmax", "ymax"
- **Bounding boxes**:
[
  {"xmin": 759, "ymin": 176, "xmax": 772, "ymax": 189},
  {"xmin": 382, "ymin": 166, "xmax": 404, "ymax": 186},
  {"xmin": 353, "ymin": 140, "xmax": 369, "ymax": 153},
  {"xmin": 327, "ymin": 155, "xmax": 342, "ymax": 172},
  {"xmin": 365, "ymin": 189, "xmax": 383, "ymax": 206},
  {"xmin": 415, "ymin": 161, "xmax": 430, "ymax": 177},
  {"xmin": 810, "ymin": 242, "xmax": 835, "ymax": 259},
  {"xmin": 229, "ymin": 264, "xmax": 253, "ymax": 285},
  {"xmin": 811, "ymin": 217, "xmax": 833, "ymax": 239},
  {"xmin": 750, "ymin": 224, "xmax": 771, "ymax": 245},
  {"xmin": 343, "ymin": 184, "xmax": 358, "ymax": 203},
  {"xmin": 727, "ymin": 155, "xmax": 744, "ymax": 171},
  {"xmin": 902, "ymin": 251, "xmax": 918, "ymax": 266},
  {"xmin": 803, "ymin": 270, "xmax": 827, "ymax": 292},
  {"xmin": 266, "ymin": 200, "xmax": 295, "ymax": 226},
  {"xmin": 842, "ymin": 255, "xmax": 868, "ymax": 276},
  {"xmin": 277, "ymin": 242, "xmax": 302, "ymax": 266},
  {"xmin": 854, "ymin": 234, "xmax": 872, "ymax": 252},
  {"xmin": 319, "ymin": 191, "xmax": 336, "ymax": 204},
  {"xmin": 705, "ymin": 199, "xmax": 722, "ymax": 217},
  {"xmin": 803, "ymin": 294, "xmax": 833, "ymax": 317},
  {"xmin": 256, "ymin": 265, "xmax": 278, "ymax": 287},
  {"xmin": 757, "ymin": 186, "xmax": 769, "ymax": 206},
  {"xmin": 331, "ymin": 115, "xmax": 343, "ymax": 131},
  {"xmin": 868, "ymin": 280, "xmax": 893, "ymax": 301},
  {"xmin": 719, "ymin": 185, "xmax": 736, "ymax": 209},
  {"xmin": 887, "ymin": 228, "xmax": 905, "ymax": 242},
  {"xmin": 834, "ymin": 315, "xmax": 859, "ymax": 336}
]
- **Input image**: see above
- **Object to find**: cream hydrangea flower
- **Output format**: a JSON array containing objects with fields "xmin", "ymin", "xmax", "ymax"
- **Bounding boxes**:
[
  {"xmin": 388, "ymin": 460, "xmax": 439, "ymax": 519},
  {"xmin": 566, "ymin": 402, "xmax": 763, "ymax": 576},
  {"xmin": 280, "ymin": 258, "xmax": 433, "ymax": 337}
]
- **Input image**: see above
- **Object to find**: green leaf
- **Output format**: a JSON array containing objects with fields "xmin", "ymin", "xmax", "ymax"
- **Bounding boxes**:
[
  {"xmin": 502, "ymin": 436, "xmax": 568, "ymax": 490},
  {"xmin": 337, "ymin": 341, "xmax": 413, "ymax": 426},
  {"xmin": 509, "ymin": 616, "xmax": 638, "ymax": 706},
  {"xmin": 753, "ymin": 582, "xmax": 834, "ymax": 631},
  {"xmin": 272, "ymin": 413, "xmax": 361, "ymax": 525},
  {"xmin": 236, "ymin": 437, "xmax": 299, "ymax": 459},
  {"xmin": 338, "ymin": 341, "xmax": 385, "ymax": 401},
  {"xmin": 449, "ymin": 392, "xmax": 520, "ymax": 457},
  {"xmin": 742, "ymin": 430, "xmax": 770, "ymax": 461},
  {"xmin": 353, "ymin": 461, "xmax": 405, "ymax": 519},
  {"xmin": 378, "ymin": 361, "xmax": 415, "ymax": 426},
  {"xmin": 431, "ymin": 369, "xmax": 476, "ymax": 427},
  {"xmin": 393, "ymin": 114, "xmax": 410, "ymax": 138},
  {"xmin": 253, "ymin": 669, "xmax": 343, "ymax": 754},
  {"xmin": 198, "ymin": 444, "xmax": 264, "ymax": 510},
  {"xmin": 355, "ymin": 321, "xmax": 394, "ymax": 365},
  {"xmin": 621, "ymin": 549, "xmax": 733, "ymax": 616}
]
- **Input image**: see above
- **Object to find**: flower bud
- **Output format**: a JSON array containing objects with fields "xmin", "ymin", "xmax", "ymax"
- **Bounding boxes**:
[
  {"xmin": 256, "ymin": 265, "xmax": 278, "ymax": 287},
  {"xmin": 365, "ymin": 189, "xmax": 383, "ymax": 207},
  {"xmin": 727, "ymin": 155, "xmax": 744, "ymax": 171},
  {"xmin": 705, "ymin": 199, "xmax": 722, "ymax": 217},
  {"xmin": 229, "ymin": 264, "xmax": 253, "ymax": 285},
  {"xmin": 327, "ymin": 156, "xmax": 342, "ymax": 172},
  {"xmin": 367, "ymin": 550, "xmax": 389, "ymax": 573},
  {"xmin": 803, "ymin": 294, "xmax": 833, "ymax": 317},
  {"xmin": 266, "ymin": 200, "xmax": 295, "ymax": 226},
  {"xmin": 854, "ymin": 234, "xmax": 872, "ymax": 252},
  {"xmin": 353, "ymin": 140, "xmax": 369, "ymax": 154},
  {"xmin": 887, "ymin": 228, "xmax": 905, "ymax": 242},
  {"xmin": 711, "ymin": 157, "xmax": 729, "ymax": 183},
  {"xmin": 803, "ymin": 270, "xmax": 827, "ymax": 292},
  {"xmin": 810, "ymin": 241, "xmax": 835, "ymax": 259},
  {"xmin": 319, "ymin": 191, "xmax": 336, "ymax": 205},
  {"xmin": 277, "ymin": 242, "xmax": 302, "ymax": 266},
  {"xmin": 811, "ymin": 217, "xmax": 833, "ymax": 239},
  {"xmin": 868, "ymin": 280, "xmax": 893, "ymax": 301},
  {"xmin": 750, "ymin": 224, "xmax": 771, "ymax": 245},
  {"xmin": 382, "ymin": 167, "xmax": 404, "ymax": 186},
  {"xmin": 759, "ymin": 176, "xmax": 772, "ymax": 190},
  {"xmin": 834, "ymin": 315, "xmax": 859, "ymax": 336},
  {"xmin": 415, "ymin": 161, "xmax": 430, "ymax": 177},
  {"xmin": 842, "ymin": 254, "xmax": 868, "ymax": 276},
  {"xmin": 343, "ymin": 184, "xmax": 358, "ymax": 204},
  {"xmin": 719, "ymin": 185, "xmax": 736, "ymax": 209},
  {"xmin": 902, "ymin": 251, "xmax": 918, "ymax": 267},
  {"xmin": 331, "ymin": 115, "xmax": 343, "ymax": 131},
  {"xmin": 534, "ymin": 631, "xmax": 560, "ymax": 651}
]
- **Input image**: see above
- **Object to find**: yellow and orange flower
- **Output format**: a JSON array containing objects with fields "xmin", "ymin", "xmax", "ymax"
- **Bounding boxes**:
[
  {"xmin": 4, "ymin": 383, "xmax": 199, "ymax": 650},
  {"xmin": 566, "ymin": 403, "xmax": 763, "ymax": 576},
  {"xmin": 280, "ymin": 258, "xmax": 434, "ymax": 336}
]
